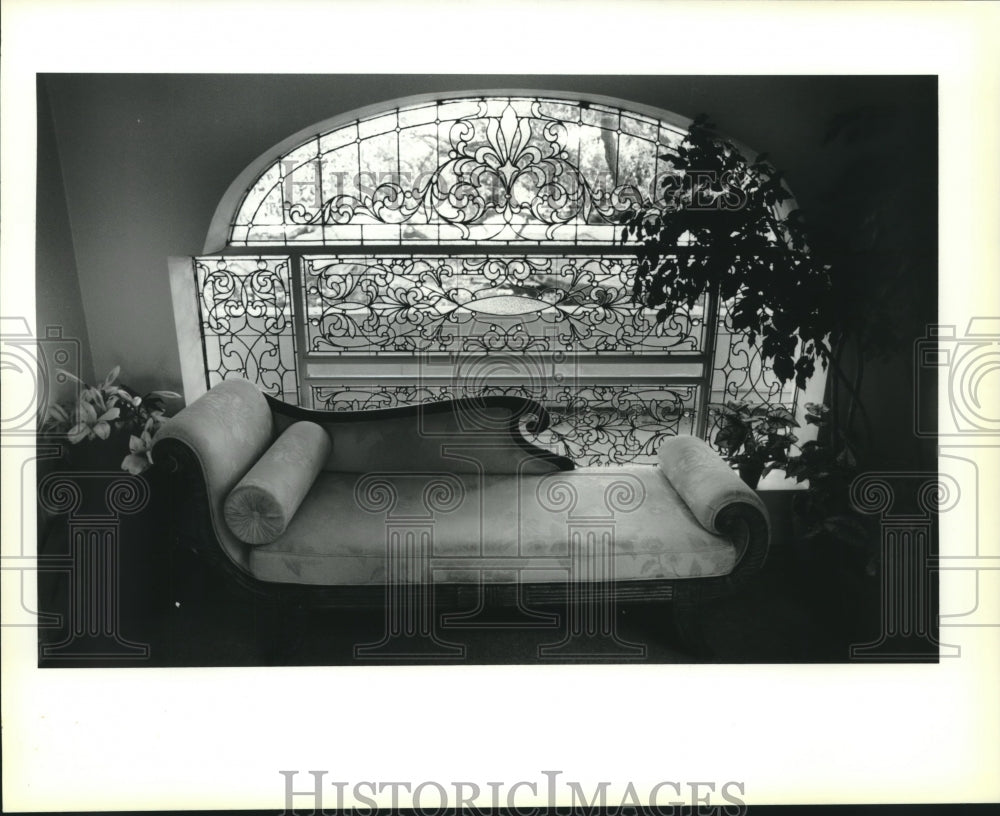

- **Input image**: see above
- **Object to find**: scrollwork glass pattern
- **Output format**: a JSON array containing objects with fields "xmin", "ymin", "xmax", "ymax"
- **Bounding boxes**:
[
  {"xmin": 310, "ymin": 383, "xmax": 698, "ymax": 467},
  {"xmin": 231, "ymin": 96, "xmax": 685, "ymax": 245},
  {"xmin": 711, "ymin": 292, "xmax": 797, "ymax": 407},
  {"xmin": 194, "ymin": 256, "xmax": 299, "ymax": 403},
  {"xmin": 706, "ymin": 291, "xmax": 798, "ymax": 449},
  {"xmin": 304, "ymin": 254, "xmax": 704, "ymax": 355}
]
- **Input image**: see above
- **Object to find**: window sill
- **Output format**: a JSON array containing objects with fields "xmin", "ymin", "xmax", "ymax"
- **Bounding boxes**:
[{"xmin": 756, "ymin": 469, "xmax": 808, "ymax": 492}]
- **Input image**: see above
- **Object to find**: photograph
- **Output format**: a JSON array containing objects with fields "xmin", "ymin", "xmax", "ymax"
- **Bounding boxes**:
[
  {"xmin": 3, "ymin": 2, "xmax": 998, "ymax": 812},
  {"xmin": 30, "ymin": 74, "xmax": 940, "ymax": 668}
]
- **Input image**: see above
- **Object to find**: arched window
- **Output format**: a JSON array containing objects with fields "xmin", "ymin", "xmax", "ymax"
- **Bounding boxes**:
[
  {"xmin": 178, "ymin": 92, "xmax": 815, "ymax": 467},
  {"xmin": 226, "ymin": 94, "xmax": 684, "ymax": 245}
]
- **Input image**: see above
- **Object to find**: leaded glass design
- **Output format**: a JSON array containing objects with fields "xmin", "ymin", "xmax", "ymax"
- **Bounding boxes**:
[
  {"xmin": 194, "ymin": 256, "xmax": 299, "ymax": 404},
  {"xmin": 711, "ymin": 291, "xmax": 797, "ymax": 407},
  {"xmin": 231, "ymin": 96, "xmax": 686, "ymax": 245},
  {"xmin": 311, "ymin": 382, "xmax": 699, "ymax": 467},
  {"xmin": 303, "ymin": 254, "xmax": 705, "ymax": 355}
]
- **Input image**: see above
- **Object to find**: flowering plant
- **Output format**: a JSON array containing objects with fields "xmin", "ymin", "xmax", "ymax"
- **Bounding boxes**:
[{"xmin": 42, "ymin": 366, "xmax": 180, "ymax": 474}]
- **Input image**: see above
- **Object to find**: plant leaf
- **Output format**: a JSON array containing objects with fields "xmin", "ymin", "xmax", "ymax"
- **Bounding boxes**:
[
  {"xmin": 78, "ymin": 400, "xmax": 97, "ymax": 424},
  {"xmin": 103, "ymin": 366, "xmax": 121, "ymax": 387},
  {"xmin": 121, "ymin": 453, "xmax": 149, "ymax": 475},
  {"xmin": 67, "ymin": 423, "xmax": 91, "ymax": 444},
  {"xmin": 57, "ymin": 368, "xmax": 87, "ymax": 387}
]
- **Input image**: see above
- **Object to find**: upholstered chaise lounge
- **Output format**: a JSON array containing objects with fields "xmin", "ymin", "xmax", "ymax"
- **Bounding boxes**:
[{"xmin": 152, "ymin": 378, "xmax": 769, "ymax": 652}]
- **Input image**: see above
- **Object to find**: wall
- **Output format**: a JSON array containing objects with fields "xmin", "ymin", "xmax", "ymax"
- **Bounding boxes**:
[
  {"xmin": 38, "ymin": 74, "xmax": 936, "ymax": 469},
  {"xmin": 36, "ymin": 77, "xmax": 95, "ymax": 398}
]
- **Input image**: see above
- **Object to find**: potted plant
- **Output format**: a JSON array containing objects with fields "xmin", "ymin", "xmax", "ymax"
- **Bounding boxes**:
[
  {"xmin": 619, "ymin": 110, "xmax": 924, "ymax": 650},
  {"xmin": 781, "ymin": 402, "xmax": 874, "ymax": 568},
  {"xmin": 39, "ymin": 368, "xmax": 183, "ymax": 626},
  {"xmin": 711, "ymin": 400, "xmax": 799, "ymax": 489},
  {"xmin": 42, "ymin": 366, "xmax": 180, "ymax": 474},
  {"xmin": 778, "ymin": 401, "xmax": 880, "ymax": 642}
]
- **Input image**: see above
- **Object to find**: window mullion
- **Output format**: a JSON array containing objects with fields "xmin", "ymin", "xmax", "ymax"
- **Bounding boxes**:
[
  {"xmin": 697, "ymin": 281, "xmax": 721, "ymax": 439},
  {"xmin": 289, "ymin": 253, "xmax": 311, "ymax": 408}
]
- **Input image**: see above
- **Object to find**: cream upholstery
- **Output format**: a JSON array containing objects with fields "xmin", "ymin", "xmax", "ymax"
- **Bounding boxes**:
[
  {"xmin": 152, "ymin": 378, "xmax": 273, "ymax": 569},
  {"xmin": 249, "ymin": 466, "xmax": 740, "ymax": 586},
  {"xmin": 224, "ymin": 421, "xmax": 332, "ymax": 545},
  {"xmin": 153, "ymin": 378, "xmax": 769, "ymax": 589},
  {"xmin": 658, "ymin": 435, "xmax": 768, "ymax": 533}
]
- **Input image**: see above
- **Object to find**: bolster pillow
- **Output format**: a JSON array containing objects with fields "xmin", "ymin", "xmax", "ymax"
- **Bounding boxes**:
[
  {"xmin": 224, "ymin": 421, "xmax": 332, "ymax": 545},
  {"xmin": 657, "ymin": 435, "xmax": 768, "ymax": 535}
]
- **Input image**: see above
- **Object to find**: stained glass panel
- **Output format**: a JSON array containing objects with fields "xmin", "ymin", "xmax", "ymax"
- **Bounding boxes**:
[
  {"xmin": 302, "ymin": 254, "xmax": 706, "ymax": 355},
  {"xmin": 231, "ymin": 96, "xmax": 686, "ymax": 246},
  {"xmin": 194, "ymin": 256, "xmax": 299, "ymax": 404},
  {"xmin": 711, "ymin": 291, "xmax": 797, "ymax": 408}
]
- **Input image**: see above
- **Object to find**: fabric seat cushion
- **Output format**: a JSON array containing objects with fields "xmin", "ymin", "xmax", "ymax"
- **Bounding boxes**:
[{"xmin": 248, "ymin": 465, "xmax": 737, "ymax": 586}]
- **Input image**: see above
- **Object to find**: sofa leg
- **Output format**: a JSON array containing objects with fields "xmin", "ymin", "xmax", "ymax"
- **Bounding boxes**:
[{"xmin": 670, "ymin": 586, "xmax": 714, "ymax": 659}]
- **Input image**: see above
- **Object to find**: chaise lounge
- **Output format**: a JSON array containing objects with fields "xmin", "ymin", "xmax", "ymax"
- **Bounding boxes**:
[{"xmin": 152, "ymin": 378, "xmax": 770, "ymax": 654}]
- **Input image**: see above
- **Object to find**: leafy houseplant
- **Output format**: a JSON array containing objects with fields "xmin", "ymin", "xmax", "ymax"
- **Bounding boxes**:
[
  {"xmin": 618, "ymin": 113, "xmax": 908, "ymax": 550},
  {"xmin": 617, "ymin": 110, "xmax": 924, "ymax": 645},
  {"xmin": 620, "ymin": 115, "xmax": 835, "ymax": 392},
  {"xmin": 781, "ymin": 402, "xmax": 873, "ymax": 568},
  {"xmin": 712, "ymin": 401, "xmax": 799, "ymax": 489},
  {"xmin": 620, "ymin": 109, "xmax": 921, "ymax": 471},
  {"xmin": 43, "ymin": 366, "xmax": 180, "ymax": 474}
]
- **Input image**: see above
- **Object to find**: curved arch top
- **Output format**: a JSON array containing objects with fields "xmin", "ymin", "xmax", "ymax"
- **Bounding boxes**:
[{"xmin": 206, "ymin": 91, "xmax": 696, "ymax": 252}]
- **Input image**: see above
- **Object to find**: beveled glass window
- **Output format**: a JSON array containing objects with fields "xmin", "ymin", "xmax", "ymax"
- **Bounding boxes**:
[
  {"xmin": 301, "ymin": 254, "xmax": 705, "ymax": 355},
  {"xmin": 230, "ymin": 96, "xmax": 686, "ymax": 246},
  {"xmin": 189, "ymin": 92, "xmax": 803, "ymax": 466}
]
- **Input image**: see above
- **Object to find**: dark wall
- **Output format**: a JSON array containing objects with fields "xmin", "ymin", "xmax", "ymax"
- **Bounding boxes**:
[
  {"xmin": 38, "ymin": 74, "xmax": 936, "ymax": 469},
  {"xmin": 36, "ymin": 78, "xmax": 95, "ymax": 397}
]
